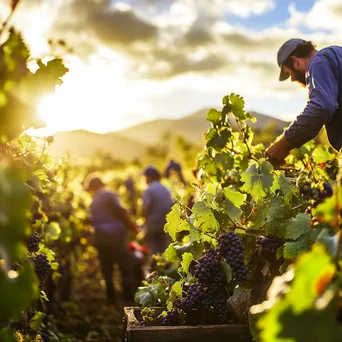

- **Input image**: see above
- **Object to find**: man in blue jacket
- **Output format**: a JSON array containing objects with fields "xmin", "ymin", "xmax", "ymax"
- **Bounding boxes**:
[
  {"xmin": 142, "ymin": 166, "xmax": 173, "ymax": 254},
  {"xmin": 266, "ymin": 39, "xmax": 342, "ymax": 165}
]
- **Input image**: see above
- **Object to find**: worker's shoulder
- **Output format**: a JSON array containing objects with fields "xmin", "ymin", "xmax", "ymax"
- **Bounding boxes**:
[{"xmin": 315, "ymin": 46, "xmax": 342, "ymax": 61}]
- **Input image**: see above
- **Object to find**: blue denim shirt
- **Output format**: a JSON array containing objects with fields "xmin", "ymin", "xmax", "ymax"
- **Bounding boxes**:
[
  {"xmin": 142, "ymin": 181, "xmax": 173, "ymax": 233},
  {"xmin": 285, "ymin": 46, "xmax": 342, "ymax": 151},
  {"xmin": 90, "ymin": 189, "xmax": 126, "ymax": 238}
]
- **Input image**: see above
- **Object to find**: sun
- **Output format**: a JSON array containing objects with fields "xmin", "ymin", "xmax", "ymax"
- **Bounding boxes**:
[{"xmin": 30, "ymin": 58, "xmax": 138, "ymax": 136}]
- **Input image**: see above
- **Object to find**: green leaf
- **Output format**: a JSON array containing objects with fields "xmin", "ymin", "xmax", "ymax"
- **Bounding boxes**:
[
  {"xmin": 206, "ymin": 128, "xmax": 231, "ymax": 151},
  {"xmin": 223, "ymin": 187, "xmax": 247, "ymax": 220},
  {"xmin": 191, "ymin": 202, "xmax": 219, "ymax": 233},
  {"xmin": 277, "ymin": 173, "xmax": 295, "ymax": 204},
  {"xmin": 29, "ymin": 311, "xmax": 46, "ymax": 330},
  {"xmin": 316, "ymin": 229, "xmax": 340, "ymax": 257},
  {"xmin": 223, "ymin": 187, "xmax": 247, "ymax": 208},
  {"xmin": 165, "ymin": 244, "xmax": 178, "ymax": 262},
  {"xmin": 214, "ymin": 152, "xmax": 234, "ymax": 171},
  {"xmin": 240, "ymin": 159, "xmax": 274, "ymax": 201},
  {"xmin": 164, "ymin": 204, "xmax": 184, "ymax": 241},
  {"xmin": 197, "ymin": 153, "xmax": 218, "ymax": 178},
  {"xmin": 286, "ymin": 213, "xmax": 311, "ymax": 240},
  {"xmin": 289, "ymin": 245, "xmax": 335, "ymax": 313},
  {"xmin": 229, "ymin": 93, "xmax": 246, "ymax": 120},
  {"xmin": 0, "ymin": 261, "xmax": 39, "ymax": 318},
  {"xmin": 0, "ymin": 328, "xmax": 17, "ymax": 342},
  {"xmin": 255, "ymin": 245, "xmax": 339, "ymax": 342},
  {"xmin": 181, "ymin": 252, "xmax": 193, "ymax": 273},
  {"xmin": 44, "ymin": 221, "xmax": 61, "ymax": 242},
  {"xmin": 206, "ymin": 108, "xmax": 221, "ymax": 125},
  {"xmin": 171, "ymin": 280, "xmax": 183, "ymax": 298},
  {"xmin": 312, "ymin": 146, "xmax": 335, "ymax": 164},
  {"xmin": 221, "ymin": 260, "xmax": 233, "ymax": 284},
  {"xmin": 283, "ymin": 231, "xmax": 315, "ymax": 259}
]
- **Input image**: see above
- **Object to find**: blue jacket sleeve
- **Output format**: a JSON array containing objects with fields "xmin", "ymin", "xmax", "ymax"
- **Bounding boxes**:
[{"xmin": 285, "ymin": 53, "xmax": 339, "ymax": 148}]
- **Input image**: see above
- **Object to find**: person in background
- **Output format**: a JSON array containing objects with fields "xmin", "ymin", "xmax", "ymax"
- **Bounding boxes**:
[
  {"xmin": 85, "ymin": 175, "xmax": 138, "ymax": 307},
  {"xmin": 163, "ymin": 159, "xmax": 186, "ymax": 184},
  {"xmin": 123, "ymin": 175, "xmax": 137, "ymax": 216},
  {"xmin": 266, "ymin": 39, "xmax": 342, "ymax": 165},
  {"xmin": 142, "ymin": 166, "xmax": 174, "ymax": 255}
]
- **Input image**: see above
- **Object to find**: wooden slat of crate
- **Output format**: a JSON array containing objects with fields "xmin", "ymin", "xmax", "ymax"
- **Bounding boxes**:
[{"xmin": 123, "ymin": 307, "xmax": 253, "ymax": 342}]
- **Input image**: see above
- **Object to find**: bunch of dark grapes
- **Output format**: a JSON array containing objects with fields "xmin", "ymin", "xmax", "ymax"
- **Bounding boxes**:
[
  {"xmin": 326, "ymin": 159, "xmax": 339, "ymax": 181},
  {"xmin": 26, "ymin": 232, "xmax": 41, "ymax": 253},
  {"xmin": 31, "ymin": 253, "xmax": 51, "ymax": 283},
  {"xmin": 193, "ymin": 248, "xmax": 226, "ymax": 291},
  {"xmin": 163, "ymin": 309, "xmax": 183, "ymax": 326},
  {"xmin": 218, "ymin": 232, "xmax": 248, "ymax": 281},
  {"xmin": 171, "ymin": 283, "xmax": 229, "ymax": 325},
  {"xmin": 298, "ymin": 181, "xmax": 333, "ymax": 207},
  {"xmin": 256, "ymin": 236, "xmax": 283, "ymax": 260}
]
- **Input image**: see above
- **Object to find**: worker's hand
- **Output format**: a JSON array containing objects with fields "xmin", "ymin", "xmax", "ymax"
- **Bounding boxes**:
[{"xmin": 265, "ymin": 135, "xmax": 292, "ymax": 167}]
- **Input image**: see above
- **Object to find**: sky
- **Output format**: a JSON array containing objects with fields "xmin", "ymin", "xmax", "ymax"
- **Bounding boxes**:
[{"xmin": 1, "ymin": 0, "xmax": 342, "ymax": 134}]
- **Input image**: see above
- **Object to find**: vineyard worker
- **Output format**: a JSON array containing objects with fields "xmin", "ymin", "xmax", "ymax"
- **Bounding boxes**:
[
  {"xmin": 266, "ymin": 39, "xmax": 342, "ymax": 165},
  {"xmin": 142, "ymin": 166, "xmax": 174, "ymax": 254},
  {"xmin": 85, "ymin": 176, "xmax": 138, "ymax": 307}
]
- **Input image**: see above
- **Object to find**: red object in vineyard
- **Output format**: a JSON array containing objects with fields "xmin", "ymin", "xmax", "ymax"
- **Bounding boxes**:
[{"xmin": 129, "ymin": 241, "xmax": 149, "ymax": 264}]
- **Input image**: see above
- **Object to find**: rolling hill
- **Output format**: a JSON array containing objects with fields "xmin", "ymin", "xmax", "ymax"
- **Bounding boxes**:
[
  {"xmin": 47, "ymin": 130, "xmax": 147, "ymax": 161},
  {"xmin": 47, "ymin": 109, "xmax": 289, "ymax": 160},
  {"xmin": 115, "ymin": 108, "xmax": 289, "ymax": 145}
]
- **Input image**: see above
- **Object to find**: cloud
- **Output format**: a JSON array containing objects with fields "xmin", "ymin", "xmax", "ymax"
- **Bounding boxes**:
[{"xmin": 288, "ymin": 0, "xmax": 342, "ymax": 31}]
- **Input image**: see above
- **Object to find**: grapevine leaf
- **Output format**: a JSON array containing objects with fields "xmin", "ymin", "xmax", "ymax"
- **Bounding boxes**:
[
  {"xmin": 164, "ymin": 204, "xmax": 184, "ymax": 241},
  {"xmin": 249, "ymin": 203, "xmax": 269, "ymax": 229},
  {"xmin": 171, "ymin": 280, "xmax": 183, "ymax": 298},
  {"xmin": 265, "ymin": 197, "xmax": 291, "ymax": 238},
  {"xmin": 313, "ymin": 187, "xmax": 342, "ymax": 224},
  {"xmin": 206, "ymin": 128, "xmax": 231, "ymax": 151},
  {"xmin": 206, "ymin": 108, "xmax": 221, "ymax": 125},
  {"xmin": 188, "ymin": 220, "xmax": 201, "ymax": 242},
  {"xmin": 44, "ymin": 222, "xmax": 61, "ymax": 242},
  {"xmin": 288, "ymin": 245, "xmax": 336, "ymax": 313},
  {"xmin": 0, "ymin": 329, "xmax": 17, "ymax": 342},
  {"xmin": 165, "ymin": 244, "xmax": 178, "ymax": 262},
  {"xmin": 223, "ymin": 187, "xmax": 247, "ymax": 220},
  {"xmin": 277, "ymin": 173, "xmax": 295, "ymax": 204},
  {"xmin": 29, "ymin": 311, "xmax": 46, "ymax": 330},
  {"xmin": 191, "ymin": 201, "xmax": 219, "ymax": 233},
  {"xmin": 312, "ymin": 146, "xmax": 335, "ymax": 164},
  {"xmin": 223, "ymin": 187, "xmax": 247, "ymax": 208},
  {"xmin": 256, "ymin": 245, "xmax": 339, "ymax": 342},
  {"xmin": 246, "ymin": 112, "xmax": 257, "ymax": 123},
  {"xmin": 214, "ymin": 152, "xmax": 234, "ymax": 171},
  {"xmin": 316, "ymin": 229, "xmax": 339, "ymax": 257},
  {"xmin": 285, "ymin": 213, "xmax": 311, "ymax": 240},
  {"xmin": 240, "ymin": 159, "xmax": 274, "ymax": 201},
  {"xmin": 221, "ymin": 259, "xmax": 233, "ymax": 284},
  {"xmin": 229, "ymin": 93, "xmax": 246, "ymax": 120},
  {"xmin": 197, "ymin": 154, "xmax": 217, "ymax": 177},
  {"xmin": 283, "ymin": 231, "xmax": 316, "ymax": 259},
  {"xmin": 181, "ymin": 252, "xmax": 193, "ymax": 273}
]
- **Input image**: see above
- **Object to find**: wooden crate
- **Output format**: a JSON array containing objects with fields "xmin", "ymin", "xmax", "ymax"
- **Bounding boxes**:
[{"xmin": 123, "ymin": 307, "xmax": 253, "ymax": 342}]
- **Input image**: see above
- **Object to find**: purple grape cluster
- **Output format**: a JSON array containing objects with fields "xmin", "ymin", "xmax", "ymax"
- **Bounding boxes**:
[
  {"xmin": 26, "ymin": 232, "xmax": 40, "ymax": 253},
  {"xmin": 193, "ymin": 248, "xmax": 226, "ymax": 291},
  {"xmin": 163, "ymin": 309, "xmax": 182, "ymax": 326},
  {"xmin": 31, "ymin": 253, "xmax": 51, "ymax": 283},
  {"xmin": 218, "ymin": 232, "xmax": 248, "ymax": 281},
  {"xmin": 172, "ymin": 283, "xmax": 229, "ymax": 325},
  {"xmin": 256, "ymin": 236, "xmax": 282, "ymax": 260},
  {"xmin": 299, "ymin": 182, "xmax": 333, "ymax": 206}
]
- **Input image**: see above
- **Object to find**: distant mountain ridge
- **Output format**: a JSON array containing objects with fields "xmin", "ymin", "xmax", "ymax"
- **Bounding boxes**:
[
  {"xmin": 115, "ymin": 109, "xmax": 288, "ymax": 145},
  {"xmin": 47, "ymin": 109, "xmax": 289, "ymax": 160}
]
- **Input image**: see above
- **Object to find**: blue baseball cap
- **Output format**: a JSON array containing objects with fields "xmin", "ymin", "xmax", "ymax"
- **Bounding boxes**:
[{"xmin": 277, "ymin": 38, "xmax": 305, "ymax": 81}]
